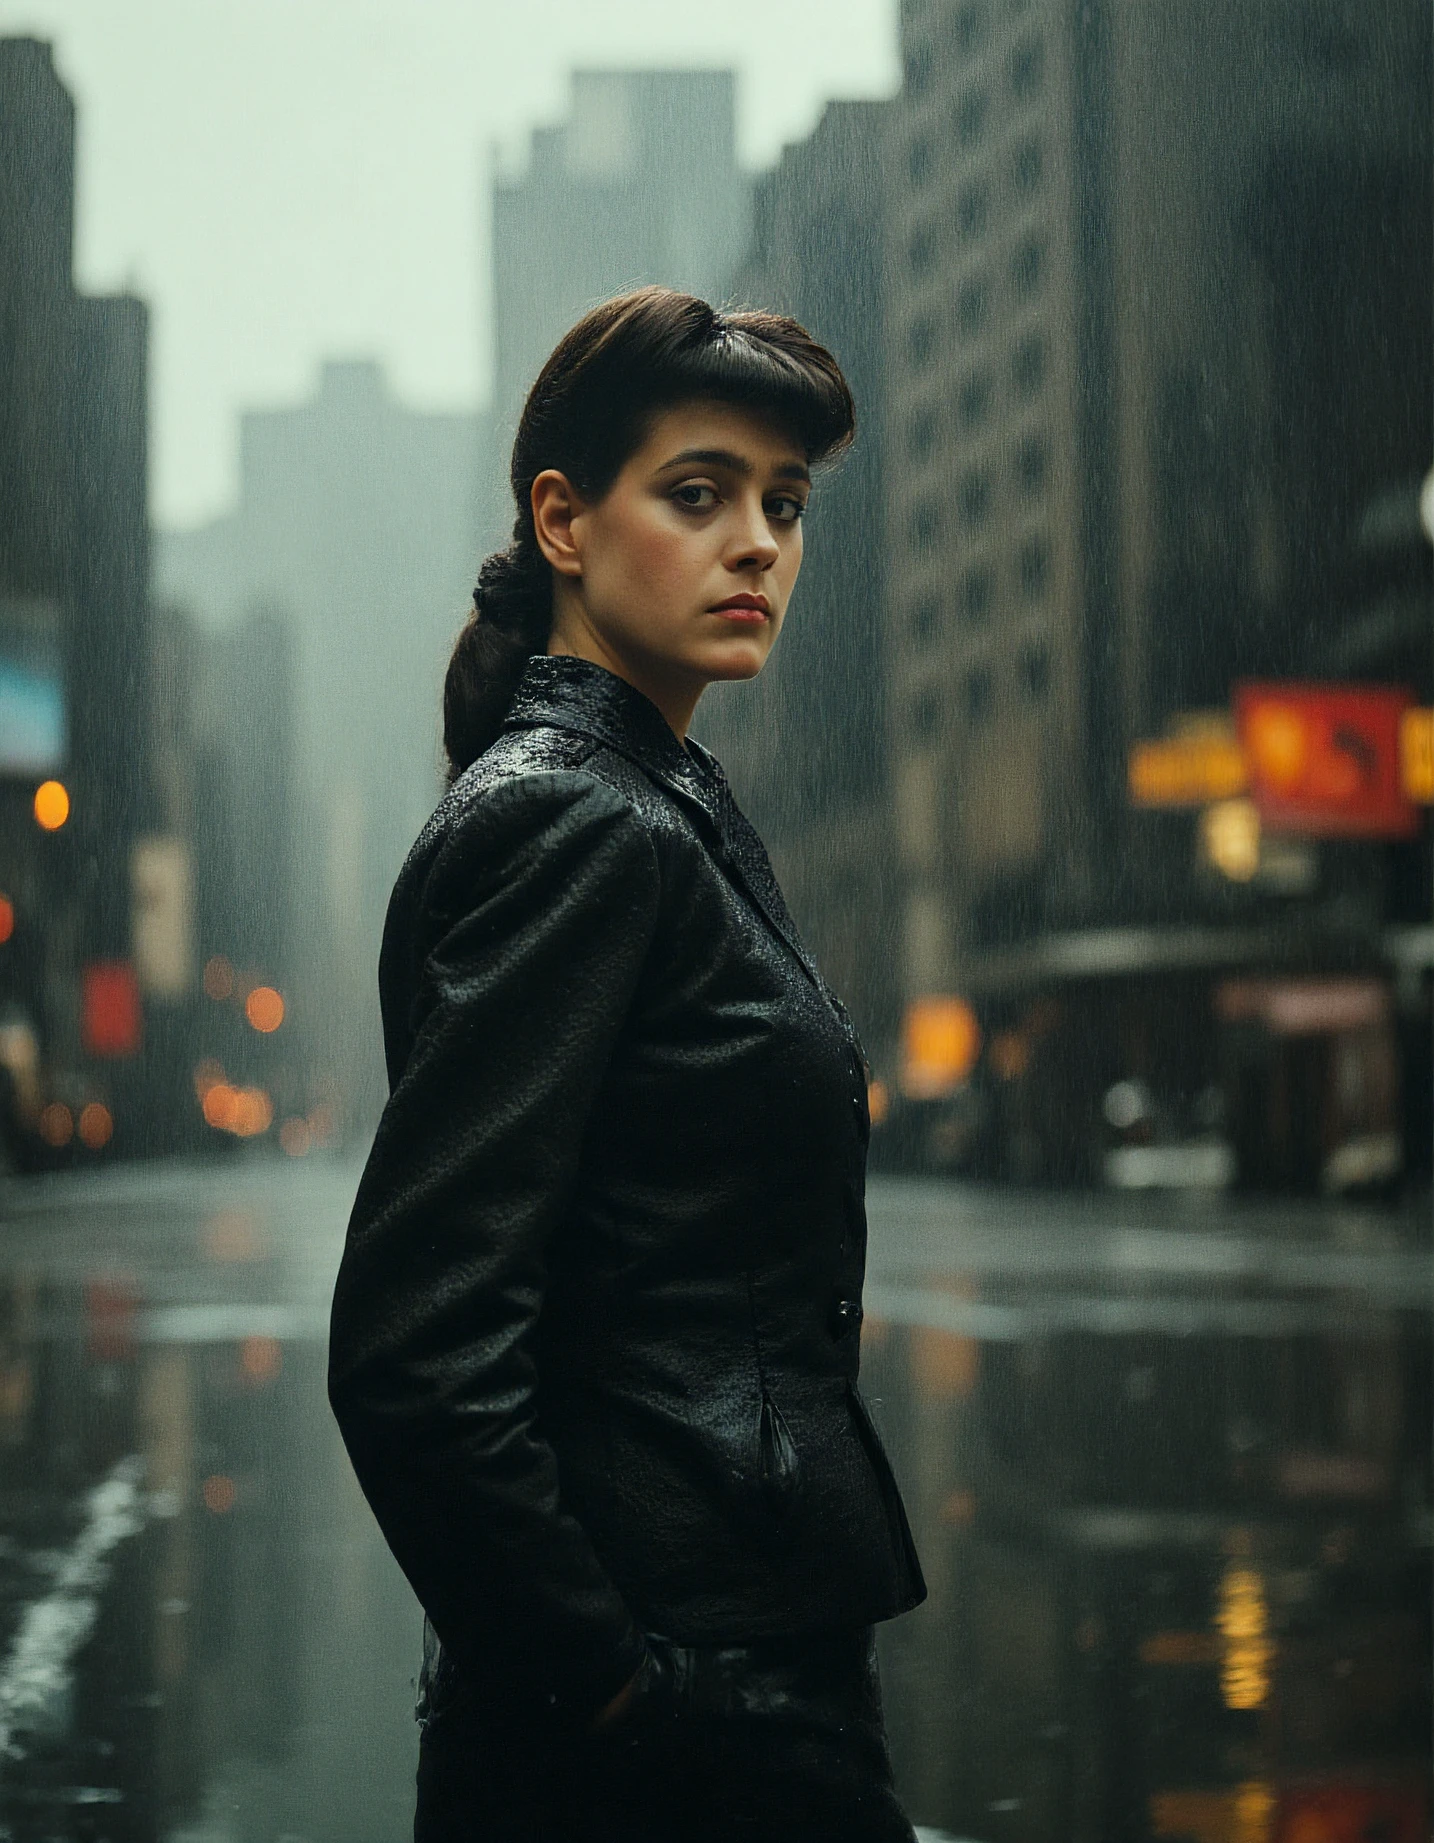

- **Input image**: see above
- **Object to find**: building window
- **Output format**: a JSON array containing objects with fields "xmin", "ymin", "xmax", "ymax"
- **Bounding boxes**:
[
  {"xmin": 908, "ymin": 223, "xmax": 939, "ymax": 277},
  {"xmin": 960, "ymin": 469, "xmax": 992, "ymax": 530},
  {"xmin": 911, "ymin": 595, "xmax": 941, "ymax": 644},
  {"xmin": 1011, "ymin": 235, "xmax": 1047, "ymax": 300},
  {"xmin": 910, "ymin": 501, "xmax": 940, "ymax": 552},
  {"xmin": 958, "ymin": 183, "xmax": 990, "ymax": 244},
  {"xmin": 1009, "ymin": 35, "xmax": 1045, "ymax": 100},
  {"xmin": 907, "ymin": 407, "xmax": 939, "ymax": 461},
  {"xmin": 1015, "ymin": 433, "xmax": 1047, "ymax": 495},
  {"xmin": 963, "ymin": 666, "xmax": 994, "ymax": 729},
  {"xmin": 905, "ymin": 40, "xmax": 934, "ymax": 96},
  {"xmin": 954, "ymin": 86, "xmax": 989, "ymax": 150},
  {"xmin": 907, "ymin": 314, "xmax": 939, "ymax": 370},
  {"xmin": 1018, "ymin": 641, "xmax": 1051, "ymax": 702},
  {"xmin": 1018, "ymin": 533, "xmax": 1050, "ymax": 599},
  {"xmin": 958, "ymin": 565, "xmax": 993, "ymax": 626},
  {"xmin": 1011, "ymin": 331, "xmax": 1046, "ymax": 397},
  {"xmin": 908, "ymin": 136, "xmax": 933, "ymax": 189},
  {"xmin": 957, "ymin": 370, "xmax": 992, "ymax": 430},
  {"xmin": 1013, "ymin": 136, "xmax": 1043, "ymax": 197},
  {"xmin": 951, "ymin": 2, "xmax": 988, "ymax": 57},
  {"xmin": 956, "ymin": 278, "xmax": 990, "ymax": 340}
]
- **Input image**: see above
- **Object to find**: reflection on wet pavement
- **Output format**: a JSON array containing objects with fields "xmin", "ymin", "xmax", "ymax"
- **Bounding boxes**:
[
  {"xmin": 0, "ymin": 1160, "xmax": 417, "ymax": 1843},
  {"xmin": 0, "ymin": 1160, "xmax": 1426, "ymax": 1841}
]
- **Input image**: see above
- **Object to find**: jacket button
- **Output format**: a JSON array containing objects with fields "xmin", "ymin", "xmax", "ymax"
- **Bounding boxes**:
[{"xmin": 829, "ymin": 1297, "xmax": 864, "ymax": 1338}]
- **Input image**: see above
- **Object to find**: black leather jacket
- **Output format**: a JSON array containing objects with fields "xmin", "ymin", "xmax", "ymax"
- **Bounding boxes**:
[{"xmin": 328, "ymin": 654, "xmax": 925, "ymax": 1730}]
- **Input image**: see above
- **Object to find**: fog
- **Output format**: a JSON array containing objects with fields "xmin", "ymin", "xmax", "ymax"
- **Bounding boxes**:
[{"xmin": 0, "ymin": 1, "xmax": 1428, "ymax": 1837}]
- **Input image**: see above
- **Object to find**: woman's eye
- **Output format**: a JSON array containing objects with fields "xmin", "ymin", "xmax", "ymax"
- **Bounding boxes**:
[
  {"xmin": 768, "ymin": 495, "xmax": 807, "ymax": 524},
  {"xmin": 673, "ymin": 482, "xmax": 719, "ymax": 510}
]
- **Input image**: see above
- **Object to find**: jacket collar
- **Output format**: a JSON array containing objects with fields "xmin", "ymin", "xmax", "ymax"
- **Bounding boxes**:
[
  {"xmin": 504, "ymin": 654, "xmax": 717, "ymax": 819},
  {"xmin": 502, "ymin": 655, "xmax": 835, "ymax": 1008}
]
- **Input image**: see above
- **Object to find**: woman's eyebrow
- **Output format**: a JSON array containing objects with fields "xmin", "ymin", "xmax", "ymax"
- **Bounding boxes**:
[{"xmin": 656, "ymin": 447, "xmax": 811, "ymax": 484}]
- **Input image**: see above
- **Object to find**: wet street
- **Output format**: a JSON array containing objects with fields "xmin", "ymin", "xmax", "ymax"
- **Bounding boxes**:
[{"xmin": 0, "ymin": 1155, "xmax": 1427, "ymax": 1843}]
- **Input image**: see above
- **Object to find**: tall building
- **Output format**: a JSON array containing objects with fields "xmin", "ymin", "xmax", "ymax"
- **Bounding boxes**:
[
  {"xmin": 489, "ymin": 68, "xmax": 751, "ymax": 536},
  {"xmin": 157, "ymin": 362, "xmax": 488, "ymax": 1129},
  {"xmin": 697, "ymin": 100, "xmax": 897, "ymax": 1049},
  {"xmin": 70, "ymin": 292, "xmax": 152, "ymax": 958},
  {"xmin": 883, "ymin": 0, "xmax": 1432, "ymax": 1182},
  {"xmin": 0, "ymin": 39, "xmax": 158, "ymax": 1159}
]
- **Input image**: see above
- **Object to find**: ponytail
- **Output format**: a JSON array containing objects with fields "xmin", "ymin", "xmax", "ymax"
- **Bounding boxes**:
[{"xmin": 442, "ymin": 531, "xmax": 551, "ymax": 783}]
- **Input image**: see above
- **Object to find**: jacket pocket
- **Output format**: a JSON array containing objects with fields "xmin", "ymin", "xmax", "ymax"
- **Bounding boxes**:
[
  {"xmin": 845, "ymin": 1380, "xmax": 925, "ymax": 1592},
  {"xmin": 757, "ymin": 1389, "xmax": 802, "ymax": 1518}
]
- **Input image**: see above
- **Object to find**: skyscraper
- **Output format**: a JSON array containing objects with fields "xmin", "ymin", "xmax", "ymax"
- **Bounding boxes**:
[
  {"xmin": 882, "ymin": 0, "xmax": 1431, "ymax": 1180},
  {"xmin": 489, "ymin": 68, "xmax": 751, "ymax": 538},
  {"xmin": 886, "ymin": 0, "xmax": 1431, "ymax": 972},
  {"xmin": 157, "ymin": 362, "xmax": 488, "ymax": 1127},
  {"xmin": 698, "ymin": 99, "xmax": 896, "ymax": 1049},
  {"xmin": 0, "ymin": 39, "xmax": 155, "ymax": 1130}
]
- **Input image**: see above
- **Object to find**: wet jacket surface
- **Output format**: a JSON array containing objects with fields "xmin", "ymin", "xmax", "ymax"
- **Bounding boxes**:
[{"xmin": 327, "ymin": 654, "xmax": 925, "ymax": 1729}]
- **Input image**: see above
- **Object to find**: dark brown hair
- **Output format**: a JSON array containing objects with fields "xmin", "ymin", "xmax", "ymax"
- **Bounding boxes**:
[{"xmin": 442, "ymin": 286, "xmax": 856, "ymax": 782}]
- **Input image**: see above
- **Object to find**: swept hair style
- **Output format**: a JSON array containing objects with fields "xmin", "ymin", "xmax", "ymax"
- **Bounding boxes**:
[{"xmin": 442, "ymin": 285, "xmax": 856, "ymax": 782}]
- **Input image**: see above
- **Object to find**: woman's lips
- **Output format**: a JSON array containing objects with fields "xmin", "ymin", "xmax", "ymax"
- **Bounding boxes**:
[{"xmin": 709, "ymin": 596, "xmax": 770, "ymax": 623}]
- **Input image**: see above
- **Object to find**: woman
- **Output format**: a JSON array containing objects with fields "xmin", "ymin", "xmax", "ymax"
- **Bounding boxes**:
[{"xmin": 328, "ymin": 286, "xmax": 926, "ymax": 1842}]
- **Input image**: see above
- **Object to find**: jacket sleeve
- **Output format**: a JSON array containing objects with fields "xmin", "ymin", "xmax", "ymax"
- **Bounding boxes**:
[{"xmin": 327, "ymin": 769, "xmax": 661, "ymax": 1725}]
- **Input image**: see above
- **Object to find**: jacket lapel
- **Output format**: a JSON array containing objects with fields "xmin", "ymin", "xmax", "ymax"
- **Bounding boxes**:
[{"xmin": 503, "ymin": 657, "xmax": 835, "ymax": 1008}]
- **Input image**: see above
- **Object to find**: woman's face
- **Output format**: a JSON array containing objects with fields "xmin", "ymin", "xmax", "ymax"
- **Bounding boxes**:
[{"xmin": 533, "ymin": 399, "xmax": 811, "ymax": 736}]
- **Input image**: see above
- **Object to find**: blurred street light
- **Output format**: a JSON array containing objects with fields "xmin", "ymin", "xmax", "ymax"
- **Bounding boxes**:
[
  {"xmin": 78, "ymin": 1102, "xmax": 113, "ymax": 1149},
  {"xmin": 33, "ymin": 780, "xmax": 69, "ymax": 830},
  {"xmin": 244, "ymin": 985, "xmax": 284, "ymax": 1033},
  {"xmin": 902, "ymin": 996, "xmax": 982, "ymax": 1098},
  {"xmin": 1200, "ymin": 800, "xmax": 1262, "ymax": 883}
]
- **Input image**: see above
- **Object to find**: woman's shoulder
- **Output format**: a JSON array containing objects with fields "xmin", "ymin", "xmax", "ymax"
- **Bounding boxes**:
[
  {"xmin": 436, "ymin": 725, "xmax": 669, "ymax": 848},
  {"xmin": 396, "ymin": 726, "xmax": 688, "ymax": 920}
]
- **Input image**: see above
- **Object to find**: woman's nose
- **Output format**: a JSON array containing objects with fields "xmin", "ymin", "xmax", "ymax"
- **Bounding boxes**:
[{"xmin": 727, "ymin": 496, "xmax": 780, "ymax": 570}]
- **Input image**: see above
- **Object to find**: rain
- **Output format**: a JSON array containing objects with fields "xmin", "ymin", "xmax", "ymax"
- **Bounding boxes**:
[{"xmin": 0, "ymin": 2, "xmax": 1427, "ymax": 1837}]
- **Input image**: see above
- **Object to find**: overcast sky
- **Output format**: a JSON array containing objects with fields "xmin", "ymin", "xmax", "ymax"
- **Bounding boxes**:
[{"xmin": 0, "ymin": 1, "xmax": 899, "ymax": 529}]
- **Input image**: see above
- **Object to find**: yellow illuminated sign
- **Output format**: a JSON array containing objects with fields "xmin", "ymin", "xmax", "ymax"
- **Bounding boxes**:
[
  {"xmin": 1200, "ymin": 798, "xmax": 1261, "ymax": 883},
  {"xmin": 1400, "ymin": 707, "xmax": 1434, "ymax": 802},
  {"xmin": 1129, "ymin": 737, "xmax": 1248, "ymax": 807},
  {"xmin": 1217, "ymin": 1563, "xmax": 1272, "ymax": 1711}
]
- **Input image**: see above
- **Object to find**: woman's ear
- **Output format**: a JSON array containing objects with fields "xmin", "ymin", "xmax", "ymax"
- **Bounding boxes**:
[{"xmin": 531, "ymin": 470, "xmax": 585, "ymax": 579}]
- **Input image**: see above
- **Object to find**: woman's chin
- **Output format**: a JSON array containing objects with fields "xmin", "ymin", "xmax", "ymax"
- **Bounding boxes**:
[{"xmin": 695, "ymin": 638, "xmax": 772, "ymax": 684}]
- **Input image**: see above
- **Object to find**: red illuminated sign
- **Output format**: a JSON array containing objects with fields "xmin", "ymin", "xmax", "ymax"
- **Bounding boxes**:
[
  {"xmin": 1235, "ymin": 683, "xmax": 1419, "ymax": 839},
  {"xmin": 82, "ymin": 961, "xmax": 142, "ymax": 1058}
]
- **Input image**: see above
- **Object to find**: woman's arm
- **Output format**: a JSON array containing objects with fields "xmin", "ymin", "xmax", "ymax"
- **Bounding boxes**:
[{"xmin": 328, "ymin": 770, "xmax": 660, "ymax": 1728}]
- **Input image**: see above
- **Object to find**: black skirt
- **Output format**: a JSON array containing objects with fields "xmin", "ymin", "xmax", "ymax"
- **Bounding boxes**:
[{"xmin": 413, "ymin": 1626, "xmax": 917, "ymax": 1843}]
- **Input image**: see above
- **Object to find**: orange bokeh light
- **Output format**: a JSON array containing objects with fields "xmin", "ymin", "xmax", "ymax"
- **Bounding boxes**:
[
  {"xmin": 202, "ymin": 1474, "xmax": 237, "ymax": 1514},
  {"xmin": 279, "ymin": 1116, "xmax": 311, "ymax": 1157},
  {"xmin": 33, "ymin": 780, "xmax": 69, "ymax": 830},
  {"xmin": 38, "ymin": 1102, "xmax": 73, "ymax": 1147},
  {"xmin": 239, "ymin": 1336, "xmax": 283, "ymax": 1385},
  {"xmin": 78, "ymin": 1102, "xmax": 113, "ymax": 1149},
  {"xmin": 901, "ymin": 996, "xmax": 982, "ymax": 1098},
  {"xmin": 0, "ymin": 896, "xmax": 13, "ymax": 944},
  {"xmin": 244, "ymin": 985, "xmax": 284, "ymax": 1033},
  {"xmin": 201, "ymin": 1082, "xmax": 237, "ymax": 1130},
  {"xmin": 203, "ymin": 1082, "xmax": 273, "ymax": 1137}
]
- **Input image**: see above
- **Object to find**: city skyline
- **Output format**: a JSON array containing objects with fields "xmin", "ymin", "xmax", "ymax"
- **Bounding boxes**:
[{"xmin": 0, "ymin": 0, "xmax": 900, "ymax": 529}]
